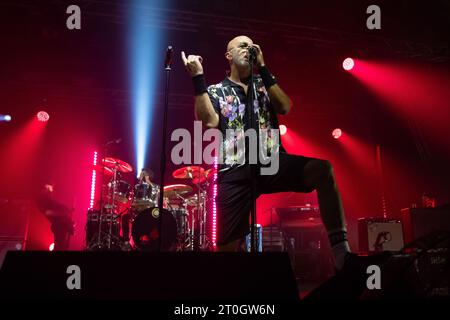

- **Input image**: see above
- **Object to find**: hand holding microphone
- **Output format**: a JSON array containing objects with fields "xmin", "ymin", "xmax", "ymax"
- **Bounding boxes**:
[{"xmin": 248, "ymin": 44, "xmax": 265, "ymax": 67}]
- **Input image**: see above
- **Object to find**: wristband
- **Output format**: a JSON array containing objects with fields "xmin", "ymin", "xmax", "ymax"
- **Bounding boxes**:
[
  {"xmin": 192, "ymin": 74, "xmax": 207, "ymax": 96},
  {"xmin": 259, "ymin": 65, "xmax": 277, "ymax": 88}
]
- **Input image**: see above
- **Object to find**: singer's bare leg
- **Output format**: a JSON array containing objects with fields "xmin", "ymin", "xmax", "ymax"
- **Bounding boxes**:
[
  {"xmin": 258, "ymin": 154, "xmax": 350, "ymax": 269},
  {"xmin": 300, "ymin": 159, "xmax": 346, "ymax": 232}
]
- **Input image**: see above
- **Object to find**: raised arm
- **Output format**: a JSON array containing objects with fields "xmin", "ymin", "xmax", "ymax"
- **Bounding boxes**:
[
  {"xmin": 252, "ymin": 44, "xmax": 292, "ymax": 115},
  {"xmin": 181, "ymin": 51, "xmax": 219, "ymax": 128}
]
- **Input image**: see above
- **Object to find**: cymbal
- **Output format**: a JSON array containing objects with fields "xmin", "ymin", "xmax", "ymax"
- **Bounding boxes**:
[
  {"xmin": 163, "ymin": 184, "xmax": 193, "ymax": 198},
  {"xmin": 102, "ymin": 157, "xmax": 133, "ymax": 173},
  {"xmin": 172, "ymin": 166, "xmax": 205, "ymax": 180},
  {"xmin": 192, "ymin": 168, "xmax": 217, "ymax": 184},
  {"xmin": 92, "ymin": 164, "xmax": 114, "ymax": 176}
]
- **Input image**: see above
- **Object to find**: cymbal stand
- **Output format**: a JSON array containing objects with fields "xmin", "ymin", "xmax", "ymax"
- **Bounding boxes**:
[
  {"xmin": 93, "ymin": 147, "xmax": 109, "ymax": 250},
  {"xmin": 177, "ymin": 194, "xmax": 191, "ymax": 251},
  {"xmin": 188, "ymin": 197, "xmax": 196, "ymax": 251},
  {"xmin": 89, "ymin": 154, "xmax": 112, "ymax": 250},
  {"xmin": 197, "ymin": 182, "xmax": 210, "ymax": 250},
  {"xmin": 87, "ymin": 167, "xmax": 122, "ymax": 251},
  {"xmin": 107, "ymin": 165, "xmax": 119, "ymax": 249}
]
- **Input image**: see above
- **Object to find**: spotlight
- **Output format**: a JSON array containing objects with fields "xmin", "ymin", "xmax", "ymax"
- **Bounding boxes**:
[
  {"xmin": 332, "ymin": 128, "xmax": 342, "ymax": 139},
  {"xmin": 342, "ymin": 58, "xmax": 354, "ymax": 71},
  {"xmin": 279, "ymin": 125, "xmax": 287, "ymax": 136},
  {"xmin": 37, "ymin": 111, "xmax": 50, "ymax": 122},
  {"xmin": 0, "ymin": 114, "xmax": 12, "ymax": 122},
  {"xmin": 49, "ymin": 243, "xmax": 55, "ymax": 251},
  {"xmin": 129, "ymin": 0, "xmax": 165, "ymax": 177}
]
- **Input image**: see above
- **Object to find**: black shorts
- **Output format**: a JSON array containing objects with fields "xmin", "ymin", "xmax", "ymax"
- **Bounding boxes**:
[{"xmin": 216, "ymin": 152, "xmax": 317, "ymax": 245}]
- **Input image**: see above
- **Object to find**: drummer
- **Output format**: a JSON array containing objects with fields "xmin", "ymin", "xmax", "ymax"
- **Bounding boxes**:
[
  {"xmin": 138, "ymin": 168, "xmax": 174, "ymax": 208},
  {"xmin": 121, "ymin": 168, "xmax": 156, "ymax": 244},
  {"xmin": 138, "ymin": 168, "xmax": 154, "ymax": 185}
]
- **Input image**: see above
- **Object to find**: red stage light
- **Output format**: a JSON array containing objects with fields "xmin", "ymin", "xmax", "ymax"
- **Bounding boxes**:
[
  {"xmin": 37, "ymin": 111, "xmax": 50, "ymax": 122},
  {"xmin": 212, "ymin": 156, "xmax": 218, "ymax": 248},
  {"xmin": 90, "ymin": 151, "xmax": 98, "ymax": 209},
  {"xmin": 342, "ymin": 58, "xmax": 354, "ymax": 71},
  {"xmin": 332, "ymin": 128, "xmax": 342, "ymax": 139},
  {"xmin": 279, "ymin": 125, "xmax": 287, "ymax": 136}
]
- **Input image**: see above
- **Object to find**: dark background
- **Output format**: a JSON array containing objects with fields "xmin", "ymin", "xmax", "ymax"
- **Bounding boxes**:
[{"xmin": 0, "ymin": 0, "xmax": 449, "ymax": 251}]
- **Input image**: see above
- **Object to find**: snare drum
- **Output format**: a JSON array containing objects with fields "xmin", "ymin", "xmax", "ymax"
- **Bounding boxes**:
[
  {"xmin": 132, "ymin": 183, "xmax": 160, "ymax": 210},
  {"xmin": 134, "ymin": 183, "xmax": 159, "ymax": 202},
  {"xmin": 134, "ymin": 183, "xmax": 151, "ymax": 200}
]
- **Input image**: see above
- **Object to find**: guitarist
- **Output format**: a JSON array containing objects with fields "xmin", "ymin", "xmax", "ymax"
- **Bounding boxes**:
[{"xmin": 36, "ymin": 181, "xmax": 74, "ymax": 251}]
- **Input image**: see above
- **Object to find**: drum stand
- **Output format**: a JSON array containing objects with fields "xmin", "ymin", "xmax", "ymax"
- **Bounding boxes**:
[
  {"xmin": 199, "ymin": 183, "xmax": 211, "ymax": 250},
  {"xmin": 87, "ymin": 166, "xmax": 124, "ymax": 251},
  {"xmin": 187, "ymin": 182, "xmax": 211, "ymax": 251}
]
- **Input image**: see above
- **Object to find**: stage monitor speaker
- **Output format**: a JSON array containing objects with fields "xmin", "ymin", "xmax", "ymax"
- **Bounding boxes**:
[
  {"xmin": 0, "ymin": 251, "xmax": 299, "ymax": 301},
  {"xmin": 401, "ymin": 207, "xmax": 450, "ymax": 246},
  {"xmin": 305, "ymin": 249, "xmax": 450, "ymax": 300},
  {"xmin": 304, "ymin": 252, "xmax": 427, "ymax": 300},
  {"xmin": 358, "ymin": 217, "xmax": 404, "ymax": 253},
  {"xmin": 0, "ymin": 237, "xmax": 25, "ymax": 269}
]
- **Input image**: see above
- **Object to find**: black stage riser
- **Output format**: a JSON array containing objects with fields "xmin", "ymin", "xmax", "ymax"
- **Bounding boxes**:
[{"xmin": 0, "ymin": 251, "xmax": 298, "ymax": 301}]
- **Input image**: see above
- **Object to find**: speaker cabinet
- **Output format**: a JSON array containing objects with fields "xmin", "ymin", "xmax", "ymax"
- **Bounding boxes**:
[{"xmin": 401, "ymin": 207, "xmax": 450, "ymax": 245}]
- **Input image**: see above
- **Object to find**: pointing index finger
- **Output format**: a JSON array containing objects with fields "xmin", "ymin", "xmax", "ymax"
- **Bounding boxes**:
[{"xmin": 181, "ymin": 51, "xmax": 188, "ymax": 64}]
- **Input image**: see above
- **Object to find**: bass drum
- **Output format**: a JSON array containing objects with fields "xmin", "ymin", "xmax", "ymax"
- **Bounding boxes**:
[{"xmin": 131, "ymin": 207, "xmax": 177, "ymax": 251}]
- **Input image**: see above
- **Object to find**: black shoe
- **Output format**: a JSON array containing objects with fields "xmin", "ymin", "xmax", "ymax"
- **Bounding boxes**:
[{"xmin": 307, "ymin": 252, "xmax": 393, "ymax": 300}]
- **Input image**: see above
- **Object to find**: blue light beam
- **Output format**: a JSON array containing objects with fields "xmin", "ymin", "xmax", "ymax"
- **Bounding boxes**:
[{"xmin": 129, "ymin": 1, "xmax": 165, "ymax": 176}]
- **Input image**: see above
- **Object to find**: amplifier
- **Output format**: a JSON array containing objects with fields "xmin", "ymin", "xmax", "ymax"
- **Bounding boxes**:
[
  {"xmin": 262, "ymin": 226, "xmax": 285, "ymax": 252},
  {"xmin": 358, "ymin": 217, "xmax": 404, "ymax": 253},
  {"xmin": 401, "ymin": 207, "xmax": 450, "ymax": 246},
  {"xmin": 275, "ymin": 206, "xmax": 322, "ymax": 228}
]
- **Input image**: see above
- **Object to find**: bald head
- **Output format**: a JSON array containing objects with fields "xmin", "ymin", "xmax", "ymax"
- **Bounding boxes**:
[{"xmin": 226, "ymin": 35, "xmax": 254, "ymax": 52}]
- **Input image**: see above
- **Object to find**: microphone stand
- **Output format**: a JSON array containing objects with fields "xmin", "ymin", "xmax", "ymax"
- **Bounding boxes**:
[
  {"xmin": 158, "ymin": 46, "xmax": 172, "ymax": 251},
  {"xmin": 248, "ymin": 50, "xmax": 258, "ymax": 253}
]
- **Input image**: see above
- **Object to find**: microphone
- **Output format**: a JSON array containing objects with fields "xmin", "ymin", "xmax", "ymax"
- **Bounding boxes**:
[
  {"xmin": 248, "ymin": 46, "xmax": 257, "ymax": 61},
  {"xmin": 165, "ymin": 46, "xmax": 173, "ymax": 69}
]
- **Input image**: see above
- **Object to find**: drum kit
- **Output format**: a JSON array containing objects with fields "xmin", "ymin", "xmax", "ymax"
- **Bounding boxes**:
[{"xmin": 86, "ymin": 157, "xmax": 216, "ymax": 252}]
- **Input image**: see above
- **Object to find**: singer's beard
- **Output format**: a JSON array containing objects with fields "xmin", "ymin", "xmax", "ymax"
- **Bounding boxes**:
[
  {"xmin": 236, "ymin": 57, "xmax": 250, "ymax": 67},
  {"xmin": 233, "ymin": 57, "xmax": 251, "ymax": 77}
]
